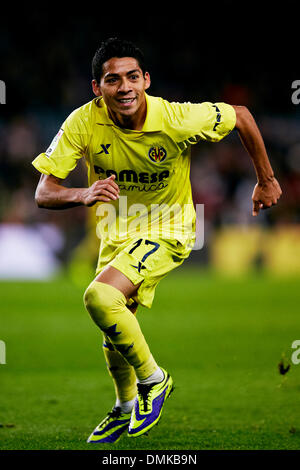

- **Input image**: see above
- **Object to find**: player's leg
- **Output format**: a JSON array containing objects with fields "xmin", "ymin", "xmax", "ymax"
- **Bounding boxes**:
[
  {"xmin": 85, "ymin": 236, "xmax": 188, "ymax": 440},
  {"xmin": 103, "ymin": 300, "xmax": 139, "ymax": 412},
  {"xmin": 84, "ymin": 266, "xmax": 161, "ymax": 381},
  {"xmin": 86, "ymin": 289, "xmax": 140, "ymax": 444},
  {"xmin": 103, "ymin": 334, "xmax": 137, "ymax": 411},
  {"xmin": 84, "ymin": 267, "xmax": 166, "ymax": 442},
  {"xmin": 86, "ymin": 332, "xmax": 137, "ymax": 444}
]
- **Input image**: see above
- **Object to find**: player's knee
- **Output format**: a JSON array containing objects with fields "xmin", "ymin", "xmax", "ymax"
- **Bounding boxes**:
[{"xmin": 83, "ymin": 281, "xmax": 126, "ymax": 324}]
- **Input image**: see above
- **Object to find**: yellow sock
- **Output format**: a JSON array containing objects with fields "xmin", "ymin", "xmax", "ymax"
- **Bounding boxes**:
[
  {"xmin": 102, "ymin": 335, "xmax": 137, "ymax": 403},
  {"xmin": 84, "ymin": 281, "xmax": 158, "ymax": 380}
]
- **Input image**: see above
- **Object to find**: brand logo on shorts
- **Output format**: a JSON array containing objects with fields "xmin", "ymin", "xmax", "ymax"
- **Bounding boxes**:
[
  {"xmin": 148, "ymin": 146, "xmax": 167, "ymax": 163},
  {"xmin": 131, "ymin": 261, "xmax": 146, "ymax": 273}
]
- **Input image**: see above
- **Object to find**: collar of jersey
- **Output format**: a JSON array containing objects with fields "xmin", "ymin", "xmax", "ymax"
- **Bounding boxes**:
[{"xmin": 94, "ymin": 93, "xmax": 162, "ymax": 132}]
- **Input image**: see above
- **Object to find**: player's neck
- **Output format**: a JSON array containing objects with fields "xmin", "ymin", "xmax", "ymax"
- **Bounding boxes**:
[{"xmin": 108, "ymin": 99, "xmax": 147, "ymax": 131}]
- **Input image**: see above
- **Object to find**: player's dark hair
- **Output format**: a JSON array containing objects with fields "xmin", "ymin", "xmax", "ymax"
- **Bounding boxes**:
[{"xmin": 92, "ymin": 37, "xmax": 147, "ymax": 83}]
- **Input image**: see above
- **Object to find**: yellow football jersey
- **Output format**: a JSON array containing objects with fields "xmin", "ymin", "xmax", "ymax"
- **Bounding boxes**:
[{"xmin": 32, "ymin": 94, "xmax": 236, "ymax": 249}]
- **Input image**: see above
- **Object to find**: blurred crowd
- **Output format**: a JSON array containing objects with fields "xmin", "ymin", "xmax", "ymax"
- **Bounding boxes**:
[{"xmin": 1, "ymin": 14, "xmax": 299, "ymax": 278}]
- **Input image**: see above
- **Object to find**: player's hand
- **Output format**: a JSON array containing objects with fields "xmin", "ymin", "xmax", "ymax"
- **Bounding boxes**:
[
  {"xmin": 252, "ymin": 177, "xmax": 282, "ymax": 216},
  {"xmin": 81, "ymin": 175, "xmax": 120, "ymax": 206}
]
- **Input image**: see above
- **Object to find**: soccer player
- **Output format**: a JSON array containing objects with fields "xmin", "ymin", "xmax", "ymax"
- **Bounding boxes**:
[{"xmin": 32, "ymin": 38, "xmax": 282, "ymax": 443}]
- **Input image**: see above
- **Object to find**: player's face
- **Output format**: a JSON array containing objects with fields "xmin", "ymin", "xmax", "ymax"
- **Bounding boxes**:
[{"xmin": 92, "ymin": 57, "xmax": 150, "ymax": 119}]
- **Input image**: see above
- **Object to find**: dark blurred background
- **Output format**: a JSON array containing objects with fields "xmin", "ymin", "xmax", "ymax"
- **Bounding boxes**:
[{"xmin": 0, "ymin": 4, "xmax": 299, "ymax": 281}]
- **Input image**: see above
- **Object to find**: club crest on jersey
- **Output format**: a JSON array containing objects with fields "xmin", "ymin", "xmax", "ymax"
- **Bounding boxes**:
[{"xmin": 148, "ymin": 146, "xmax": 167, "ymax": 163}]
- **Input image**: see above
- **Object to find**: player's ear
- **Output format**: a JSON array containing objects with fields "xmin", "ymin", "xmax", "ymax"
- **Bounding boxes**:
[
  {"xmin": 144, "ymin": 72, "xmax": 151, "ymax": 91},
  {"xmin": 92, "ymin": 79, "xmax": 102, "ymax": 97}
]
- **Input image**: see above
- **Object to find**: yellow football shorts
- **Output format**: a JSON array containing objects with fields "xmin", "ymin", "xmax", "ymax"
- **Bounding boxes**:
[{"xmin": 95, "ymin": 237, "xmax": 192, "ymax": 308}]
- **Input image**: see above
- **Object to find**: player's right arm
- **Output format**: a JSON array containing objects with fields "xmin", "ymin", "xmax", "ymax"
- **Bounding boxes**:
[
  {"xmin": 35, "ymin": 173, "xmax": 120, "ymax": 209},
  {"xmin": 32, "ymin": 105, "xmax": 119, "ymax": 209}
]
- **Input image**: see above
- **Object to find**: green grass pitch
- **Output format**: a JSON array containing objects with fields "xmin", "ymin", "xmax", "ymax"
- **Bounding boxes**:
[{"xmin": 0, "ymin": 268, "xmax": 300, "ymax": 450}]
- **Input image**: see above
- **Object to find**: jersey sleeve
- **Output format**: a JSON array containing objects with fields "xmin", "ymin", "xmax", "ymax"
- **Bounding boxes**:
[
  {"xmin": 32, "ymin": 108, "xmax": 88, "ymax": 179},
  {"xmin": 165, "ymin": 101, "xmax": 236, "ymax": 145}
]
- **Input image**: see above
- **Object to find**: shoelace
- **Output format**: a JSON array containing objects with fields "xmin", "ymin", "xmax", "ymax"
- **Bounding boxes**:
[
  {"xmin": 137, "ymin": 383, "xmax": 154, "ymax": 412},
  {"xmin": 106, "ymin": 407, "xmax": 122, "ymax": 420},
  {"xmin": 98, "ymin": 407, "xmax": 130, "ymax": 431}
]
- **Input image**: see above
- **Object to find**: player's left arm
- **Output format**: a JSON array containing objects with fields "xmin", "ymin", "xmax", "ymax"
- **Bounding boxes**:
[{"xmin": 232, "ymin": 105, "xmax": 282, "ymax": 216}]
